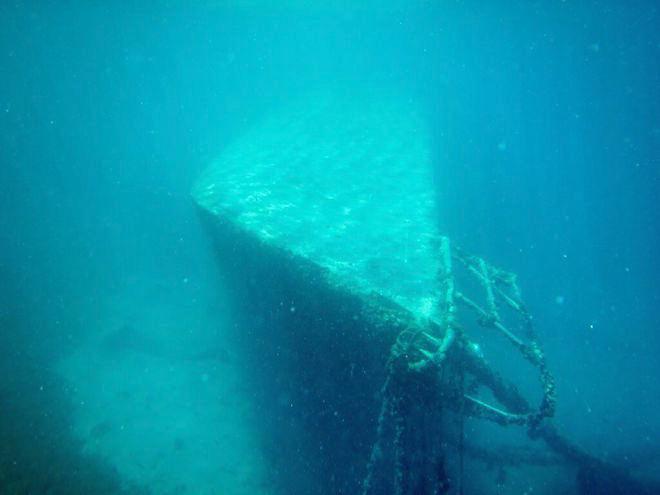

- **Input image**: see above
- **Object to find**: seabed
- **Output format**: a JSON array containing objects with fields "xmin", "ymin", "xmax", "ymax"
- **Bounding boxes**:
[{"xmin": 58, "ymin": 282, "xmax": 273, "ymax": 495}]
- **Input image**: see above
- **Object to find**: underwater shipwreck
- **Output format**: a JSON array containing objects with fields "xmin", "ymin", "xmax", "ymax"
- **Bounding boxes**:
[{"xmin": 191, "ymin": 89, "xmax": 656, "ymax": 495}]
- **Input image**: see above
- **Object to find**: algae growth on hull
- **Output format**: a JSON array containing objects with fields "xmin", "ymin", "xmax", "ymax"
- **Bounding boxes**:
[
  {"xmin": 193, "ymin": 89, "xmax": 443, "ymax": 321},
  {"xmin": 190, "ymin": 88, "xmax": 584, "ymax": 495}
]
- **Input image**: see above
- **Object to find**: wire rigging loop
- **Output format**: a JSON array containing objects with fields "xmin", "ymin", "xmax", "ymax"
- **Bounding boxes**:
[
  {"xmin": 450, "ymin": 242, "xmax": 556, "ymax": 428},
  {"xmin": 362, "ymin": 236, "xmax": 556, "ymax": 494},
  {"xmin": 398, "ymin": 236, "xmax": 556, "ymax": 428}
]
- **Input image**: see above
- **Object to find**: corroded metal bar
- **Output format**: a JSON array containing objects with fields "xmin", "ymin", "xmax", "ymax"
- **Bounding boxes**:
[
  {"xmin": 454, "ymin": 291, "xmax": 525, "ymax": 348},
  {"xmin": 479, "ymin": 257, "xmax": 500, "ymax": 320}
]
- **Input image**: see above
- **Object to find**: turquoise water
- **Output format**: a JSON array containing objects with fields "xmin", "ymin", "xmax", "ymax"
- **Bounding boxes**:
[{"xmin": 1, "ymin": 2, "xmax": 659, "ymax": 494}]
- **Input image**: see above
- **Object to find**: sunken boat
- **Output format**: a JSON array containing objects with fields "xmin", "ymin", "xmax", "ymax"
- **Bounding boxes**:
[{"xmin": 192, "ymin": 88, "xmax": 655, "ymax": 495}]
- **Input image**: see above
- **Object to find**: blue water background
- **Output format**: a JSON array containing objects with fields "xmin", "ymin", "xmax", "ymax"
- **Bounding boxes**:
[{"xmin": 1, "ymin": 0, "xmax": 658, "ymax": 490}]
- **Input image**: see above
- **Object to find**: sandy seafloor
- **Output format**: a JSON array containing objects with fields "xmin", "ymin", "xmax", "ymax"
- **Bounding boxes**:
[{"xmin": 57, "ymin": 278, "xmax": 273, "ymax": 495}]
